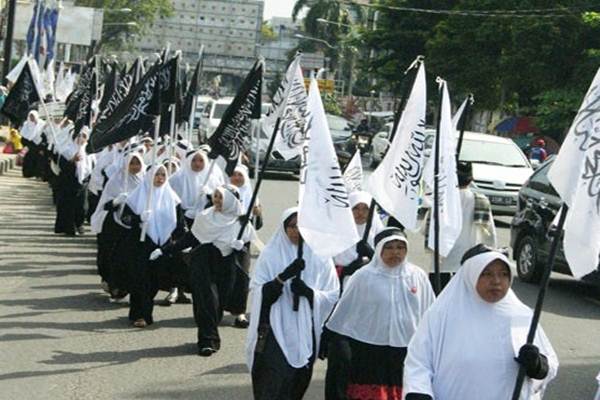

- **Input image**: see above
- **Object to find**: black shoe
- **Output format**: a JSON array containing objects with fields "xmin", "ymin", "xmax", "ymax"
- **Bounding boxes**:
[
  {"xmin": 76, "ymin": 226, "xmax": 85, "ymax": 235},
  {"xmin": 198, "ymin": 347, "xmax": 217, "ymax": 357},
  {"xmin": 233, "ymin": 315, "xmax": 249, "ymax": 329},
  {"xmin": 176, "ymin": 293, "xmax": 192, "ymax": 304}
]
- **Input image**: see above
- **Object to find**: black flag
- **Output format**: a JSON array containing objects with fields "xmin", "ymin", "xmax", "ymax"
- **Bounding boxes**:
[
  {"xmin": 0, "ymin": 62, "xmax": 40, "ymax": 126},
  {"xmin": 64, "ymin": 63, "xmax": 93, "ymax": 121},
  {"xmin": 99, "ymin": 63, "xmax": 119, "ymax": 112},
  {"xmin": 208, "ymin": 60, "xmax": 262, "ymax": 175},
  {"xmin": 73, "ymin": 71, "xmax": 97, "ymax": 135},
  {"xmin": 182, "ymin": 59, "xmax": 202, "ymax": 122},
  {"xmin": 96, "ymin": 68, "xmax": 134, "ymax": 125},
  {"xmin": 87, "ymin": 64, "xmax": 162, "ymax": 153}
]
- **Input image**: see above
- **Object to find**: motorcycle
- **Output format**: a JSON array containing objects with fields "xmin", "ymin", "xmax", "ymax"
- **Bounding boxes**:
[{"xmin": 347, "ymin": 130, "xmax": 374, "ymax": 168}]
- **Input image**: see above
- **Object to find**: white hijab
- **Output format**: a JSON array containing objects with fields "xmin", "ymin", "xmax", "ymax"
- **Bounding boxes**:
[
  {"xmin": 20, "ymin": 111, "xmax": 44, "ymax": 145},
  {"xmin": 90, "ymin": 153, "xmax": 145, "ymax": 233},
  {"xmin": 58, "ymin": 127, "xmax": 94, "ymax": 184},
  {"xmin": 327, "ymin": 230, "xmax": 434, "ymax": 347},
  {"xmin": 334, "ymin": 191, "xmax": 385, "ymax": 266},
  {"xmin": 403, "ymin": 250, "xmax": 558, "ymax": 400},
  {"xmin": 246, "ymin": 207, "xmax": 340, "ymax": 369},
  {"xmin": 126, "ymin": 165, "xmax": 181, "ymax": 246},
  {"xmin": 190, "ymin": 185, "xmax": 254, "ymax": 256},
  {"xmin": 229, "ymin": 164, "xmax": 254, "ymax": 211}
]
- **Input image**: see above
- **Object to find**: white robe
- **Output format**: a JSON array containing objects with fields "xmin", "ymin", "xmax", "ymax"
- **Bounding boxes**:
[
  {"xmin": 246, "ymin": 207, "xmax": 340, "ymax": 370},
  {"xmin": 403, "ymin": 251, "xmax": 558, "ymax": 400}
]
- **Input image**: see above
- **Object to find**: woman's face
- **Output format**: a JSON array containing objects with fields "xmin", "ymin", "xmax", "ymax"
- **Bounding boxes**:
[
  {"xmin": 29, "ymin": 113, "xmax": 37, "ymax": 123},
  {"xmin": 476, "ymin": 260, "xmax": 511, "ymax": 303},
  {"xmin": 212, "ymin": 190, "xmax": 223, "ymax": 211},
  {"xmin": 230, "ymin": 171, "xmax": 245, "ymax": 188},
  {"xmin": 352, "ymin": 203, "xmax": 369, "ymax": 225},
  {"xmin": 380, "ymin": 239, "xmax": 407, "ymax": 267},
  {"xmin": 285, "ymin": 215, "xmax": 301, "ymax": 245},
  {"xmin": 128, "ymin": 157, "xmax": 142, "ymax": 175},
  {"xmin": 191, "ymin": 153, "xmax": 205, "ymax": 172},
  {"xmin": 153, "ymin": 168, "xmax": 167, "ymax": 187}
]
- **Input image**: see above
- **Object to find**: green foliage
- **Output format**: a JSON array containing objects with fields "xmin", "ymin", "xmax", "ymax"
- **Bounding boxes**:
[
  {"xmin": 75, "ymin": 0, "xmax": 173, "ymax": 49},
  {"xmin": 533, "ymin": 88, "xmax": 584, "ymax": 141},
  {"xmin": 323, "ymin": 92, "xmax": 343, "ymax": 115},
  {"xmin": 261, "ymin": 22, "xmax": 278, "ymax": 42}
]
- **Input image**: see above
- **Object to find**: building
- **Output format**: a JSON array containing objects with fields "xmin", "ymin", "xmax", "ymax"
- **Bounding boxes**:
[{"xmin": 136, "ymin": 0, "xmax": 263, "ymax": 88}]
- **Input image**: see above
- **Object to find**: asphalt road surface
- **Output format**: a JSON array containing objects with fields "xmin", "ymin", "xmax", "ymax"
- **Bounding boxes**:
[{"xmin": 1, "ymin": 168, "xmax": 599, "ymax": 399}]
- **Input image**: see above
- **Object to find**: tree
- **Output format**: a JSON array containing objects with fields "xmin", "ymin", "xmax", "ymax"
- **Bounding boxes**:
[
  {"xmin": 75, "ymin": 0, "xmax": 173, "ymax": 50},
  {"xmin": 261, "ymin": 22, "xmax": 277, "ymax": 42}
]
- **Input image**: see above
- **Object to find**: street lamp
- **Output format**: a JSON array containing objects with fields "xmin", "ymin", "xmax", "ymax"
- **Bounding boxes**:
[{"xmin": 293, "ymin": 33, "xmax": 334, "ymax": 49}]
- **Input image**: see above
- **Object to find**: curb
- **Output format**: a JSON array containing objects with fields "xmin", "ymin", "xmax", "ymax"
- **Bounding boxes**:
[{"xmin": 0, "ymin": 154, "xmax": 16, "ymax": 175}]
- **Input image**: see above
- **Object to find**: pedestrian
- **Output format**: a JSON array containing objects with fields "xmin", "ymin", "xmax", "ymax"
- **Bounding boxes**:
[
  {"xmin": 529, "ymin": 138, "xmax": 547, "ymax": 163},
  {"xmin": 122, "ymin": 164, "xmax": 184, "ymax": 328},
  {"xmin": 323, "ymin": 228, "xmax": 434, "ymax": 400},
  {"xmin": 19, "ymin": 111, "xmax": 46, "ymax": 179},
  {"xmin": 151, "ymin": 184, "xmax": 254, "ymax": 355},
  {"xmin": 87, "ymin": 143, "xmax": 118, "ymax": 223},
  {"xmin": 403, "ymin": 244, "xmax": 558, "ymax": 400},
  {"xmin": 227, "ymin": 164, "xmax": 263, "ymax": 328},
  {"xmin": 246, "ymin": 207, "xmax": 339, "ymax": 400},
  {"xmin": 90, "ymin": 151, "xmax": 145, "ymax": 299},
  {"xmin": 333, "ymin": 191, "xmax": 384, "ymax": 290}
]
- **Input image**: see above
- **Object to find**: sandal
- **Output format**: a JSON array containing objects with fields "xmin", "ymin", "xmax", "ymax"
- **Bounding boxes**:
[{"xmin": 133, "ymin": 319, "xmax": 147, "ymax": 328}]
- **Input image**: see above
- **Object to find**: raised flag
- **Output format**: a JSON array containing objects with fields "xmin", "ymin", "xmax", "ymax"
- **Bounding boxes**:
[
  {"xmin": 367, "ymin": 62, "xmax": 427, "ymax": 231},
  {"xmin": 1, "ymin": 61, "xmax": 41, "ymax": 126},
  {"xmin": 343, "ymin": 150, "xmax": 363, "ymax": 194},
  {"xmin": 298, "ymin": 78, "xmax": 359, "ymax": 259},
  {"xmin": 547, "ymin": 68, "xmax": 600, "ymax": 278},
  {"xmin": 73, "ymin": 72, "xmax": 97, "ymax": 135},
  {"xmin": 208, "ymin": 60, "xmax": 262, "ymax": 175},
  {"xmin": 263, "ymin": 53, "xmax": 308, "ymax": 160},
  {"xmin": 182, "ymin": 58, "xmax": 202, "ymax": 122},
  {"xmin": 64, "ymin": 63, "xmax": 93, "ymax": 120}
]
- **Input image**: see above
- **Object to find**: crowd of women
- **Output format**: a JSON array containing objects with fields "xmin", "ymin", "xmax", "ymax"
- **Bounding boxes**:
[{"xmin": 16, "ymin": 108, "xmax": 559, "ymax": 399}]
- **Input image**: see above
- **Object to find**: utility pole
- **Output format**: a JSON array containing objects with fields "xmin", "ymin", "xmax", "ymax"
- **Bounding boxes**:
[{"xmin": 3, "ymin": 0, "xmax": 16, "ymax": 82}]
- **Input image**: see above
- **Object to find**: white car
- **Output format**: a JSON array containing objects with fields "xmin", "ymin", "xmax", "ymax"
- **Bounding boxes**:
[
  {"xmin": 459, "ymin": 132, "xmax": 533, "ymax": 215},
  {"xmin": 198, "ymin": 97, "xmax": 234, "ymax": 141}
]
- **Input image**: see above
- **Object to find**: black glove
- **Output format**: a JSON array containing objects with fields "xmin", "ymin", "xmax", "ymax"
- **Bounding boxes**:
[
  {"xmin": 238, "ymin": 215, "xmax": 249, "ymax": 225},
  {"xmin": 291, "ymin": 277, "xmax": 313, "ymax": 302},
  {"xmin": 343, "ymin": 258, "xmax": 366, "ymax": 278},
  {"xmin": 405, "ymin": 394, "xmax": 433, "ymax": 400},
  {"xmin": 516, "ymin": 344, "xmax": 549, "ymax": 379},
  {"xmin": 318, "ymin": 327, "xmax": 332, "ymax": 360},
  {"xmin": 278, "ymin": 259, "xmax": 305, "ymax": 281},
  {"xmin": 356, "ymin": 240, "xmax": 374, "ymax": 259},
  {"xmin": 103, "ymin": 201, "xmax": 114, "ymax": 212}
]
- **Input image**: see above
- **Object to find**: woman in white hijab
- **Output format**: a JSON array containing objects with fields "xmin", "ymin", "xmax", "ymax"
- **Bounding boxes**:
[
  {"xmin": 20, "ymin": 110, "xmax": 46, "ymax": 179},
  {"xmin": 90, "ymin": 151, "xmax": 145, "ymax": 298},
  {"xmin": 323, "ymin": 228, "xmax": 434, "ymax": 400},
  {"xmin": 151, "ymin": 184, "xmax": 254, "ymax": 355},
  {"xmin": 227, "ymin": 164, "xmax": 263, "ymax": 328},
  {"xmin": 333, "ymin": 191, "xmax": 385, "ymax": 290},
  {"xmin": 403, "ymin": 244, "xmax": 558, "ymax": 400},
  {"xmin": 246, "ymin": 207, "xmax": 339, "ymax": 400},
  {"xmin": 122, "ymin": 164, "xmax": 184, "ymax": 328}
]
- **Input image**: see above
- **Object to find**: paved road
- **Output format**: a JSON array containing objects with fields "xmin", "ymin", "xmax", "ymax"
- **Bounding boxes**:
[{"xmin": 1, "ymin": 168, "xmax": 599, "ymax": 399}]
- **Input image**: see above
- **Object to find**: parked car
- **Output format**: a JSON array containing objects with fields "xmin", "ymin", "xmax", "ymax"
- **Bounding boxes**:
[
  {"xmin": 198, "ymin": 97, "xmax": 234, "ymax": 142},
  {"xmin": 372, "ymin": 123, "xmax": 435, "ymax": 166},
  {"xmin": 246, "ymin": 124, "xmax": 301, "ymax": 178},
  {"xmin": 327, "ymin": 114, "xmax": 354, "ymax": 152},
  {"xmin": 510, "ymin": 157, "xmax": 600, "ymax": 284}
]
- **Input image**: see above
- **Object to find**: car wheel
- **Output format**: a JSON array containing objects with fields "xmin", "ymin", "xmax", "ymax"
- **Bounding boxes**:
[{"xmin": 516, "ymin": 235, "xmax": 543, "ymax": 283}]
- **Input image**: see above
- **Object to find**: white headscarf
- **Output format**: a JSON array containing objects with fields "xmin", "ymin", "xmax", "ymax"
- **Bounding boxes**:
[
  {"xmin": 333, "ymin": 191, "xmax": 385, "ymax": 266},
  {"xmin": 229, "ymin": 164, "xmax": 254, "ymax": 211},
  {"xmin": 327, "ymin": 229, "xmax": 434, "ymax": 347},
  {"xmin": 90, "ymin": 153, "xmax": 145, "ymax": 233},
  {"xmin": 190, "ymin": 185, "xmax": 253, "ymax": 256},
  {"xmin": 403, "ymin": 250, "xmax": 558, "ymax": 400},
  {"xmin": 170, "ymin": 150, "xmax": 221, "ymax": 219},
  {"xmin": 246, "ymin": 207, "xmax": 340, "ymax": 370},
  {"xmin": 88, "ymin": 145, "xmax": 117, "ymax": 195},
  {"xmin": 20, "ymin": 111, "xmax": 44, "ymax": 145},
  {"xmin": 58, "ymin": 127, "xmax": 94, "ymax": 184},
  {"xmin": 126, "ymin": 165, "xmax": 181, "ymax": 246}
]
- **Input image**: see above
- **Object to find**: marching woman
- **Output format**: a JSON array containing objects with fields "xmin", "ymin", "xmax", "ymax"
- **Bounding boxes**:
[
  {"xmin": 227, "ymin": 164, "xmax": 263, "ymax": 328},
  {"xmin": 90, "ymin": 151, "xmax": 145, "ymax": 299},
  {"xmin": 151, "ymin": 184, "xmax": 254, "ymax": 355},
  {"xmin": 333, "ymin": 191, "xmax": 385, "ymax": 291},
  {"xmin": 246, "ymin": 207, "xmax": 339, "ymax": 400},
  {"xmin": 403, "ymin": 244, "xmax": 558, "ymax": 400},
  {"xmin": 323, "ymin": 228, "xmax": 434, "ymax": 400},
  {"xmin": 20, "ymin": 110, "xmax": 46, "ymax": 179},
  {"xmin": 122, "ymin": 164, "xmax": 184, "ymax": 327}
]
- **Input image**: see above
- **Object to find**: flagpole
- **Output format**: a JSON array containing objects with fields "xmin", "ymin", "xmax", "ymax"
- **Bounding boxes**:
[
  {"xmin": 140, "ymin": 114, "xmax": 161, "ymax": 242},
  {"xmin": 293, "ymin": 235, "xmax": 304, "ymax": 312},
  {"xmin": 455, "ymin": 94, "xmax": 473, "ymax": 163},
  {"xmin": 253, "ymin": 120, "xmax": 260, "ymax": 185},
  {"xmin": 432, "ymin": 82, "xmax": 444, "ymax": 295},
  {"xmin": 168, "ymin": 103, "xmax": 176, "ymax": 174},
  {"xmin": 362, "ymin": 56, "xmax": 424, "ymax": 243},
  {"xmin": 511, "ymin": 205, "xmax": 568, "ymax": 399}
]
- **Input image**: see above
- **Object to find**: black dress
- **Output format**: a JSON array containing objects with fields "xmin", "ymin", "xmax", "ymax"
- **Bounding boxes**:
[{"xmin": 54, "ymin": 155, "xmax": 86, "ymax": 235}]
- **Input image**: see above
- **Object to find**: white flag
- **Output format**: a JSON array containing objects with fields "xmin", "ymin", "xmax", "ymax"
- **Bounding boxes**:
[
  {"xmin": 452, "ymin": 97, "xmax": 468, "ymax": 131},
  {"xmin": 298, "ymin": 78, "xmax": 359, "ymax": 259},
  {"xmin": 6, "ymin": 55, "xmax": 28, "ymax": 84},
  {"xmin": 263, "ymin": 54, "xmax": 308, "ymax": 160},
  {"xmin": 548, "ymin": 68, "xmax": 600, "ymax": 278},
  {"xmin": 367, "ymin": 62, "xmax": 427, "ymax": 231},
  {"xmin": 343, "ymin": 150, "xmax": 363, "ymax": 193},
  {"xmin": 424, "ymin": 79, "xmax": 463, "ymax": 257}
]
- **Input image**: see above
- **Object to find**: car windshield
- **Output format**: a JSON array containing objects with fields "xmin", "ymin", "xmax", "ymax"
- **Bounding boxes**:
[
  {"xmin": 213, "ymin": 103, "xmax": 230, "ymax": 119},
  {"xmin": 459, "ymin": 139, "xmax": 529, "ymax": 167}
]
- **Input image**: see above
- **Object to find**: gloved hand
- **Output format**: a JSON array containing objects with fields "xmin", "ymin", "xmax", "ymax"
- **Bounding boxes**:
[
  {"xmin": 141, "ymin": 210, "xmax": 152, "ymax": 222},
  {"xmin": 356, "ymin": 240, "xmax": 374, "ymax": 259},
  {"xmin": 113, "ymin": 192, "xmax": 128, "ymax": 206},
  {"xmin": 278, "ymin": 259, "xmax": 305, "ymax": 281},
  {"xmin": 231, "ymin": 239, "xmax": 245, "ymax": 251},
  {"xmin": 149, "ymin": 248, "xmax": 163, "ymax": 261},
  {"xmin": 516, "ymin": 344, "xmax": 544, "ymax": 378},
  {"xmin": 202, "ymin": 186, "xmax": 213, "ymax": 197},
  {"xmin": 318, "ymin": 327, "xmax": 332, "ymax": 360},
  {"xmin": 291, "ymin": 277, "xmax": 313, "ymax": 301},
  {"xmin": 405, "ymin": 394, "xmax": 433, "ymax": 400}
]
